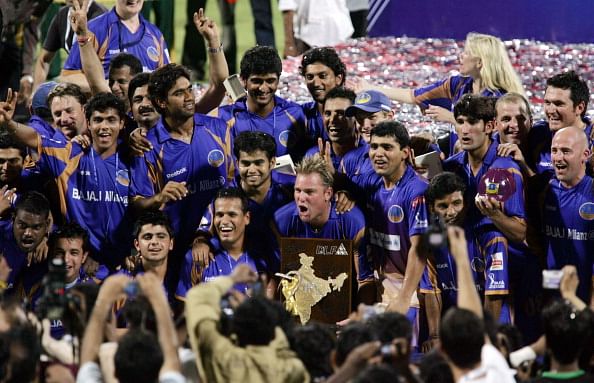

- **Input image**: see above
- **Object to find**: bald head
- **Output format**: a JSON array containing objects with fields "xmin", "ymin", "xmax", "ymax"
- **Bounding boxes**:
[{"xmin": 551, "ymin": 126, "xmax": 590, "ymax": 187}]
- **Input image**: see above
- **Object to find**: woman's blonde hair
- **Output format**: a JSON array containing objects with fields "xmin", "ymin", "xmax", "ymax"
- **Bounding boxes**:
[{"xmin": 465, "ymin": 32, "xmax": 525, "ymax": 96}]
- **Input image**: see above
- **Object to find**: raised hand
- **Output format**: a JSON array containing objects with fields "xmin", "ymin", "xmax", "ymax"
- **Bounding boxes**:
[
  {"xmin": 0, "ymin": 88, "xmax": 18, "ymax": 127},
  {"xmin": 193, "ymin": 8, "xmax": 220, "ymax": 48},
  {"xmin": 70, "ymin": 0, "xmax": 90, "ymax": 36}
]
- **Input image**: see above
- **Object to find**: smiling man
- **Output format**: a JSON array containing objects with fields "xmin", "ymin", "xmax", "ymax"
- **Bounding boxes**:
[
  {"xmin": 214, "ymin": 46, "xmax": 307, "ymax": 160},
  {"xmin": 176, "ymin": 187, "xmax": 260, "ymax": 299},
  {"xmin": 0, "ymin": 91, "xmax": 132, "ymax": 269},
  {"xmin": 528, "ymin": 71, "xmax": 592, "ymax": 177},
  {"xmin": 542, "ymin": 126, "xmax": 594, "ymax": 303}
]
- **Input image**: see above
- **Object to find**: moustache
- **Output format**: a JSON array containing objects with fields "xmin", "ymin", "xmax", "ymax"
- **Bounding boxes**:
[{"xmin": 138, "ymin": 106, "xmax": 156, "ymax": 114}]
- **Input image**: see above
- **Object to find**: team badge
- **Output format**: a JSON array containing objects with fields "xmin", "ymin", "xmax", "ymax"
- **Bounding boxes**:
[
  {"xmin": 146, "ymin": 46, "xmax": 159, "ymax": 62},
  {"xmin": 387, "ymin": 205, "xmax": 404, "ymax": 223},
  {"xmin": 116, "ymin": 169, "xmax": 130, "ymax": 187},
  {"xmin": 207, "ymin": 150, "xmax": 225, "ymax": 167},
  {"xmin": 578, "ymin": 202, "xmax": 594, "ymax": 220},
  {"xmin": 486, "ymin": 182, "xmax": 499, "ymax": 195},
  {"xmin": 355, "ymin": 92, "xmax": 371, "ymax": 104},
  {"xmin": 279, "ymin": 130, "xmax": 295, "ymax": 148}
]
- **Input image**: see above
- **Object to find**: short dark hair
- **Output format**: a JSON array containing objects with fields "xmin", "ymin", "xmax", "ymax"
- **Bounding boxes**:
[
  {"xmin": 425, "ymin": 172, "xmax": 467, "ymax": 207},
  {"xmin": 215, "ymin": 187, "xmax": 249, "ymax": 214},
  {"xmin": 132, "ymin": 210, "xmax": 174, "ymax": 239},
  {"xmin": 371, "ymin": 120, "xmax": 410, "ymax": 149},
  {"xmin": 367, "ymin": 312, "xmax": 412, "ymax": 343},
  {"xmin": 14, "ymin": 191, "xmax": 50, "ymax": 220},
  {"xmin": 240, "ymin": 46, "xmax": 282, "ymax": 79},
  {"xmin": 546, "ymin": 70, "xmax": 590, "ymax": 118},
  {"xmin": 233, "ymin": 131, "xmax": 276, "ymax": 160},
  {"xmin": 453, "ymin": 94, "xmax": 497, "ymax": 123},
  {"xmin": 0, "ymin": 132, "xmax": 26, "ymax": 158},
  {"xmin": 353, "ymin": 364, "xmax": 402, "ymax": 383},
  {"xmin": 85, "ymin": 92, "xmax": 127, "ymax": 121},
  {"xmin": 300, "ymin": 47, "xmax": 346, "ymax": 84},
  {"xmin": 109, "ymin": 53, "xmax": 143, "ymax": 78},
  {"xmin": 128, "ymin": 72, "xmax": 151, "ymax": 106},
  {"xmin": 418, "ymin": 350, "xmax": 454, "ymax": 383},
  {"xmin": 334, "ymin": 323, "xmax": 373, "ymax": 367},
  {"xmin": 48, "ymin": 222, "xmax": 90, "ymax": 256},
  {"xmin": 114, "ymin": 330, "xmax": 163, "ymax": 383},
  {"xmin": 542, "ymin": 300, "xmax": 592, "ymax": 365},
  {"xmin": 439, "ymin": 308, "xmax": 485, "ymax": 369},
  {"xmin": 148, "ymin": 64, "xmax": 192, "ymax": 115},
  {"xmin": 3, "ymin": 324, "xmax": 41, "ymax": 383},
  {"xmin": 232, "ymin": 296, "xmax": 278, "ymax": 347},
  {"xmin": 47, "ymin": 83, "xmax": 87, "ymax": 109},
  {"xmin": 324, "ymin": 86, "xmax": 356, "ymax": 104},
  {"xmin": 289, "ymin": 322, "xmax": 335, "ymax": 380}
]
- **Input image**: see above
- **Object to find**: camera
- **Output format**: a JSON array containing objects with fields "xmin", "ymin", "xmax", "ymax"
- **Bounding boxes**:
[
  {"xmin": 36, "ymin": 257, "xmax": 79, "ymax": 321},
  {"xmin": 423, "ymin": 214, "xmax": 448, "ymax": 250}
]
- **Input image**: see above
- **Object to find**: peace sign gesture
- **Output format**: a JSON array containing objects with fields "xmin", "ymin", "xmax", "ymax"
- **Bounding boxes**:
[
  {"xmin": 0, "ymin": 88, "xmax": 18, "ymax": 127},
  {"xmin": 70, "ymin": 0, "xmax": 90, "ymax": 37},
  {"xmin": 193, "ymin": 8, "xmax": 221, "ymax": 48}
]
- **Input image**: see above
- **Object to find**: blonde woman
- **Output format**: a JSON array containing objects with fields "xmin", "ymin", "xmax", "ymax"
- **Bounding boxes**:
[{"xmin": 355, "ymin": 33, "xmax": 524, "ymax": 153}]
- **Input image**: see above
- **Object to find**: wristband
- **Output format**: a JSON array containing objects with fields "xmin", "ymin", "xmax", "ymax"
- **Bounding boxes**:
[
  {"xmin": 207, "ymin": 42, "xmax": 223, "ymax": 54},
  {"xmin": 77, "ymin": 35, "xmax": 91, "ymax": 46}
]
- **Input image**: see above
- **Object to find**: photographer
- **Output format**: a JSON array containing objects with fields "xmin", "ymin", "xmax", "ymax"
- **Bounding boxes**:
[
  {"xmin": 185, "ymin": 263, "xmax": 308, "ymax": 382},
  {"xmin": 77, "ymin": 273, "xmax": 183, "ymax": 383}
]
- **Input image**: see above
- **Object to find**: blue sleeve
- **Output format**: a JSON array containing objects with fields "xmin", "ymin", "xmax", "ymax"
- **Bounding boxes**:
[
  {"xmin": 413, "ymin": 76, "xmax": 461, "ymax": 109},
  {"xmin": 37, "ymin": 136, "xmax": 76, "ymax": 178},
  {"xmin": 175, "ymin": 250, "xmax": 200, "ymax": 300},
  {"xmin": 407, "ymin": 190, "xmax": 429, "ymax": 237},
  {"xmin": 129, "ymin": 154, "xmax": 158, "ymax": 198},
  {"xmin": 477, "ymin": 230, "xmax": 509, "ymax": 295}
]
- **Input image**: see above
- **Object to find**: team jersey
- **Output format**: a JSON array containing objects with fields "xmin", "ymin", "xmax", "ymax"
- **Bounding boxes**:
[
  {"xmin": 175, "ymin": 248, "xmax": 259, "ymax": 300},
  {"xmin": 0, "ymin": 222, "xmax": 28, "ymax": 290},
  {"xmin": 197, "ymin": 174, "xmax": 293, "ymax": 274},
  {"xmin": 305, "ymin": 137, "xmax": 366, "ymax": 171},
  {"xmin": 443, "ymin": 139, "xmax": 526, "ymax": 228},
  {"xmin": 413, "ymin": 75, "xmax": 505, "ymax": 156},
  {"xmin": 37, "ymin": 136, "xmax": 131, "ymax": 267},
  {"xmin": 354, "ymin": 165, "xmax": 429, "ymax": 276},
  {"xmin": 301, "ymin": 100, "xmax": 328, "ymax": 141},
  {"xmin": 213, "ymin": 96, "xmax": 307, "ymax": 159},
  {"xmin": 528, "ymin": 118, "xmax": 594, "ymax": 176},
  {"xmin": 272, "ymin": 200, "xmax": 373, "ymax": 281},
  {"xmin": 543, "ymin": 175, "xmax": 594, "ymax": 302},
  {"xmin": 62, "ymin": 7, "xmax": 169, "ymax": 78},
  {"xmin": 130, "ymin": 114, "xmax": 233, "ymax": 251}
]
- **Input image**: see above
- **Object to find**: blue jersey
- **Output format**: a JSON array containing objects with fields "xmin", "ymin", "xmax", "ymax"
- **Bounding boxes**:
[
  {"xmin": 37, "ymin": 136, "xmax": 131, "ymax": 267},
  {"xmin": 214, "ymin": 96, "xmax": 307, "ymax": 159},
  {"xmin": 272, "ymin": 200, "xmax": 373, "ymax": 281},
  {"xmin": 197, "ymin": 174, "xmax": 293, "ymax": 274},
  {"xmin": 356, "ymin": 166, "xmax": 429, "ymax": 276},
  {"xmin": 528, "ymin": 118, "xmax": 594, "ymax": 176},
  {"xmin": 0, "ymin": 222, "xmax": 28, "ymax": 290},
  {"xmin": 444, "ymin": 140, "xmax": 525, "ymax": 229},
  {"xmin": 175, "ymin": 248, "xmax": 259, "ymax": 300},
  {"xmin": 543, "ymin": 175, "xmax": 594, "ymax": 302},
  {"xmin": 414, "ymin": 75, "xmax": 505, "ymax": 155},
  {"xmin": 302, "ymin": 101, "xmax": 328, "ymax": 141},
  {"xmin": 62, "ymin": 8, "xmax": 169, "ymax": 77},
  {"xmin": 130, "ymin": 114, "xmax": 233, "ymax": 250}
]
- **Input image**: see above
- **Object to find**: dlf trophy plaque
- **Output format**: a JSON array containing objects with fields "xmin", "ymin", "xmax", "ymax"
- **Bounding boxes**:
[{"xmin": 278, "ymin": 238, "xmax": 352, "ymax": 324}]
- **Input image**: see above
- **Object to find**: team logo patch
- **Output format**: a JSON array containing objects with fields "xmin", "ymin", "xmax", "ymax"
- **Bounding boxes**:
[
  {"xmin": 579, "ymin": 202, "xmax": 594, "ymax": 220},
  {"xmin": 387, "ymin": 205, "xmax": 404, "ymax": 223},
  {"xmin": 207, "ymin": 149, "xmax": 225, "ymax": 167},
  {"xmin": 146, "ymin": 46, "xmax": 159, "ymax": 62},
  {"xmin": 278, "ymin": 130, "xmax": 294, "ymax": 147},
  {"xmin": 116, "ymin": 169, "xmax": 130, "ymax": 187},
  {"xmin": 355, "ymin": 92, "xmax": 371, "ymax": 104}
]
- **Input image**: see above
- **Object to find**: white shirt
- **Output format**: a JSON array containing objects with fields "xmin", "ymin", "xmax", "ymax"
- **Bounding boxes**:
[
  {"xmin": 279, "ymin": 0, "xmax": 354, "ymax": 47},
  {"xmin": 458, "ymin": 344, "xmax": 516, "ymax": 383}
]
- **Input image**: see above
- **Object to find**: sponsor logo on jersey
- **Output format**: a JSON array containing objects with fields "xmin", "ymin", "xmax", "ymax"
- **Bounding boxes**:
[
  {"xmin": 278, "ymin": 130, "xmax": 294, "ymax": 148},
  {"xmin": 579, "ymin": 202, "xmax": 594, "ymax": 220},
  {"xmin": 207, "ymin": 150, "xmax": 225, "ymax": 167},
  {"xmin": 490, "ymin": 252, "xmax": 504, "ymax": 271},
  {"xmin": 387, "ymin": 205, "xmax": 404, "ymax": 223}
]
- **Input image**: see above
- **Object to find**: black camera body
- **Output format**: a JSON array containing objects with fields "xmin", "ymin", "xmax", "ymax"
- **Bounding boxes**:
[
  {"xmin": 423, "ymin": 214, "xmax": 448, "ymax": 251},
  {"xmin": 36, "ymin": 257, "xmax": 80, "ymax": 321}
]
